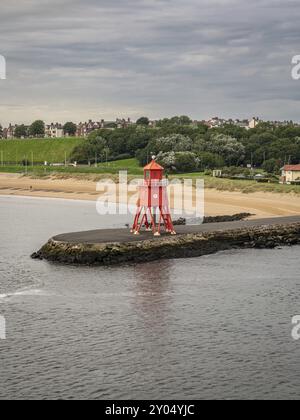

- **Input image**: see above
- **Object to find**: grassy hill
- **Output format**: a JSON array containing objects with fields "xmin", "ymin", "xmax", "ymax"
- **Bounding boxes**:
[{"xmin": 0, "ymin": 137, "xmax": 84, "ymax": 164}]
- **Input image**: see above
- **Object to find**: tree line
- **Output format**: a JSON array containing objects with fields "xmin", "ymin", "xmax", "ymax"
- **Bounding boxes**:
[{"xmin": 70, "ymin": 116, "xmax": 300, "ymax": 174}]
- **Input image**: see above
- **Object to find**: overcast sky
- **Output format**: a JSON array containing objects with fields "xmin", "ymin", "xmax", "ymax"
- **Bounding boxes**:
[{"xmin": 0, "ymin": 0, "xmax": 300, "ymax": 126}]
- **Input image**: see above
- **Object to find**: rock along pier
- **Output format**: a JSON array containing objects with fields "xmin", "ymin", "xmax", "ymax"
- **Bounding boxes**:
[{"xmin": 31, "ymin": 216, "xmax": 300, "ymax": 266}]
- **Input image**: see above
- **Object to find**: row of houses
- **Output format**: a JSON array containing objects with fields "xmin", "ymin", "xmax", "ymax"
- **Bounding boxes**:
[
  {"xmin": 76, "ymin": 118, "xmax": 134, "ymax": 137},
  {"xmin": 203, "ymin": 117, "xmax": 300, "ymax": 130},
  {"xmin": 2, "ymin": 116, "xmax": 299, "ymax": 140},
  {"xmin": 1, "ymin": 122, "xmax": 66, "ymax": 139},
  {"xmin": 0, "ymin": 118, "xmax": 135, "ymax": 139},
  {"xmin": 204, "ymin": 117, "xmax": 260, "ymax": 130}
]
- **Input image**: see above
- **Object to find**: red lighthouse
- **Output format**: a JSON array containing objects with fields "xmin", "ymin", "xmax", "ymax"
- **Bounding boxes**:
[{"xmin": 131, "ymin": 158, "xmax": 176, "ymax": 236}]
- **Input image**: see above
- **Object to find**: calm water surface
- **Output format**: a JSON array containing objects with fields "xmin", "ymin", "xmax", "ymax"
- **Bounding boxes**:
[{"xmin": 0, "ymin": 195, "xmax": 300, "ymax": 400}]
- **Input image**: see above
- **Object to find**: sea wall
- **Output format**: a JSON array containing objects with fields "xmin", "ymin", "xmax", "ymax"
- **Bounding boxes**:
[{"xmin": 32, "ymin": 222, "xmax": 300, "ymax": 266}]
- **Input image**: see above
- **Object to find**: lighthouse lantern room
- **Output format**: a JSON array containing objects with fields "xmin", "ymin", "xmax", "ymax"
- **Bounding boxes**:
[{"xmin": 131, "ymin": 157, "xmax": 176, "ymax": 236}]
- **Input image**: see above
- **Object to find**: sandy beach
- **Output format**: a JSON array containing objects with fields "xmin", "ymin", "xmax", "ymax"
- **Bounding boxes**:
[{"xmin": 1, "ymin": 172, "xmax": 300, "ymax": 218}]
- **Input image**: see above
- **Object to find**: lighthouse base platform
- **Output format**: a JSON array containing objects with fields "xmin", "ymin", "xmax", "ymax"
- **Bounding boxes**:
[{"xmin": 32, "ymin": 216, "xmax": 300, "ymax": 266}]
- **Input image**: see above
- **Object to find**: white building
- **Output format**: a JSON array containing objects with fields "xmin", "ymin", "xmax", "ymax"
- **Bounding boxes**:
[
  {"xmin": 280, "ymin": 165, "xmax": 300, "ymax": 184},
  {"xmin": 248, "ymin": 117, "xmax": 260, "ymax": 129},
  {"xmin": 45, "ymin": 123, "xmax": 64, "ymax": 138}
]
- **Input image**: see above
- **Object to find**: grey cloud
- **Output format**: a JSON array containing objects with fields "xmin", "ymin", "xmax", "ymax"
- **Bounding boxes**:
[{"xmin": 0, "ymin": 0, "xmax": 300, "ymax": 125}]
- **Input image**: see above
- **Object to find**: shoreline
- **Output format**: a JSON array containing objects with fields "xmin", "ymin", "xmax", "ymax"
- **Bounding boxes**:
[
  {"xmin": 1, "ymin": 172, "xmax": 300, "ymax": 218},
  {"xmin": 0, "ymin": 193, "xmax": 98, "ymax": 205}
]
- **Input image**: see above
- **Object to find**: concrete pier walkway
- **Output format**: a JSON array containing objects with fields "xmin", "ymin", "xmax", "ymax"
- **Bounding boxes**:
[
  {"xmin": 53, "ymin": 216, "xmax": 300, "ymax": 245},
  {"xmin": 33, "ymin": 215, "xmax": 300, "ymax": 265}
]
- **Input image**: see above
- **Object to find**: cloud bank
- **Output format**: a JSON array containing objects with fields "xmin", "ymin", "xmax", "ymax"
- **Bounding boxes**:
[{"xmin": 0, "ymin": 0, "xmax": 300, "ymax": 125}]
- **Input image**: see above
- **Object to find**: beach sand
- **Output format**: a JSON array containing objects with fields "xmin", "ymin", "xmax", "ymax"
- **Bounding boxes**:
[{"xmin": 1, "ymin": 173, "xmax": 300, "ymax": 218}]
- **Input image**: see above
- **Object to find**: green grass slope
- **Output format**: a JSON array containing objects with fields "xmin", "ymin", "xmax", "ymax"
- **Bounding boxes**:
[{"xmin": 0, "ymin": 137, "xmax": 84, "ymax": 164}]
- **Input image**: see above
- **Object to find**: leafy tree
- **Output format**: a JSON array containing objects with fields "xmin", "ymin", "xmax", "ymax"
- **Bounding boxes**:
[
  {"xmin": 88, "ymin": 129, "xmax": 109, "ymax": 142},
  {"xmin": 127, "ymin": 128, "xmax": 154, "ymax": 154},
  {"xmin": 29, "ymin": 120, "xmax": 45, "ymax": 137},
  {"xmin": 157, "ymin": 115, "xmax": 192, "ymax": 127},
  {"xmin": 262, "ymin": 158, "xmax": 281, "ymax": 174},
  {"xmin": 14, "ymin": 124, "xmax": 28, "ymax": 138},
  {"xmin": 200, "ymin": 134, "xmax": 245, "ymax": 166},
  {"xmin": 274, "ymin": 125, "xmax": 300, "ymax": 139},
  {"xmin": 136, "ymin": 117, "xmax": 150, "ymax": 126},
  {"xmin": 63, "ymin": 122, "xmax": 77, "ymax": 136},
  {"xmin": 156, "ymin": 151, "xmax": 176, "ymax": 171},
  {"xmin": 197, "ymin": 152, "xmax": 225, "ymax": 169},
  {"xmin": 155, "ymin": 125, "xmax": 199, "ymax": 140},
  {"xmin": 107, "ymin": 127, "xmax": 135, "ymax": 156},
  {"xmin": 192, "ymin": 137, "xmax": 206, "ymax": 153},
  {"xmin": 136, "ymin": 148, "xmax": 150, "ymax": 167},
  {"xmin": 195, "ymin": 123, "xmax": 209, "ymax": 135},
  {"xmin": 71, "ymin": 136, "xmax": 108, "ymax": 163},
  {"xmin": 174, "ymin": 151, "xmax": 199, "ymax": 172},
  {"xmin": 170, "ymin": 116, "xmax": 192, "ymax": 126},
  {"xmin": 157, "ymin": 151, "xmax": 199, "ymax": 173},
  {"xmin": 213, "ymin": 124, "xmax": 249, "ymax": 140},
  {"xmin": 104, "ymin": 122, "xmax": 117, "ymax": 129},
  {"xmin": 64, "ymin": 120, "xmax": 300, "ymax": 171},
  {"xmin": 0, "ymin": 124, "xmax": 3, "ymax": 138},
  {"xmin": 152, "ymin": 134, "xmax": 193, "ymax": 153}
]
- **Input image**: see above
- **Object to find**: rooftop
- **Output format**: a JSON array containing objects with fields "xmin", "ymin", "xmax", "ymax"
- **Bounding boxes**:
[
  {"xmin": 144, "ymin": 159, "xmax": 164, "ymax": 171},
  {"xmin": 283, "ymin": 164, "xmax": 300, "ymax": 171}
]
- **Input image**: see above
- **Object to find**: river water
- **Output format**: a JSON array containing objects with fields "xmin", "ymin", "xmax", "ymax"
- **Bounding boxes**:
[{"xmin": 0, "ymin": 195, "xmax": 300, "ymax": 400}]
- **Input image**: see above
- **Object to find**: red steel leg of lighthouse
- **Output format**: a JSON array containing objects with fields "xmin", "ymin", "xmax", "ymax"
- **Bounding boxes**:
[
  {"xmin": 161, "ymin": 206, "xmax": 176, "ymax": 234},
  {"xmin": 132, "ymin": 206, "xmax": 152, "ymax": 234},
  {"xmin": 132, "ymin": 206, "xmax": 142, "ymax": 233},
  {"xmin": 148, "ymin": 208, "xmax": 156, "ymax": 234},
  {"xmin": 133, "ymin": 206, "xmax": 176, "ymax": 235}
]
